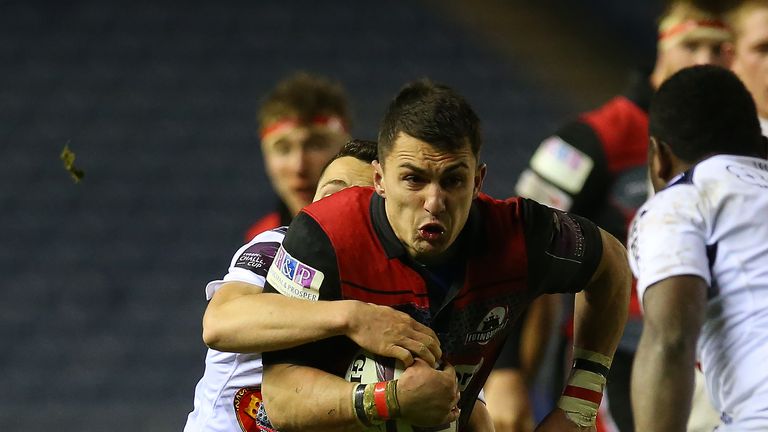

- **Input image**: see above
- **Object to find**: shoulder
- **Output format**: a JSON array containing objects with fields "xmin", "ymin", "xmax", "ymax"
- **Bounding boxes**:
[{"xmin": 248, "ymin": 226, "xmax": 288, "ymax": 244}]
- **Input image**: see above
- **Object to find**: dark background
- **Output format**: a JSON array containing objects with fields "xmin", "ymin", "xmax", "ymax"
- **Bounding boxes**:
[{"xmin": 1, "ymin": 1, "xmax": 662, "ymax": 430}]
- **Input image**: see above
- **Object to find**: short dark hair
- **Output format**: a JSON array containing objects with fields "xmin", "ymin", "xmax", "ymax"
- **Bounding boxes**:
[
  {"xmin": 649, "ymin": 65, "xmax": 763, "ymax": 162},
  {"xmin": 328, "ymin": 139, "xmax": 378, "ymax": 166},
  {"xmin": 257, "ymin": 72, "xmax": 351, "ymax": 132},
  {"xmin": 377, "ymin": 79, "xmax": 481, "ymax": 163}
]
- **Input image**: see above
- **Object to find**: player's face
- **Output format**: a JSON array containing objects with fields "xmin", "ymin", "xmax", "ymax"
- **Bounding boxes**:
[
  {"xmin": 731, "ymin": 8, "xmax": 768, "ymax": 118},
  {"xmin": 657, "ymin": 36, "xmax": 731, "ymax": 84},
  {"xmin": 374, "ymin": 133, "xmax": 485, "ymax": 264},
  {"xmin": 313, "ymin": 156, "xmax": 374, "ymax": 202},
  {"xmin": 262, "ymin": 124, "xmax": 348, "ymax": 215}
]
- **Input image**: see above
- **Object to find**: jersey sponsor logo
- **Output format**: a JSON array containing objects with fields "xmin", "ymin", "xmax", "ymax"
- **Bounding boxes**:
[
  {"xmin": 727, "ymin": 164, "xmax": 768, "ymax": 188},
  {"xmin": 234, "ymin": 241, "xmax": 281, "ymax": 277},
  {"xmin": 454, "ymin": 358, "xmax": 484, "ymax": 391},
  {"xmin": 515, "ymin": 169, "xmax": 574, "ymax": 211},
  {"xmin": 234, "ymin": 386, "xmax": 263, "ymax": 432},
  {"xmin": 266, "ymin": 246, "xmax": 324, "ymax": 301},
  {"xmin": 530, "ymin": 136, "xmax": 594, "ymax": 194},
  {"xmin": 465, "ymin": 306, "xmax": 509, "ymax": 345}
]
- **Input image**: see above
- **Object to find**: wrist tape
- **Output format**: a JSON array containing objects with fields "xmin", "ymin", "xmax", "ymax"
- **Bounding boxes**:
[
  {"xmin": 557, "ymin": 348, "xmax": 612, "ymax": 427},
  {"xmin": 352, "ymin": 380, "xmax": 400, "ymax": 426}
]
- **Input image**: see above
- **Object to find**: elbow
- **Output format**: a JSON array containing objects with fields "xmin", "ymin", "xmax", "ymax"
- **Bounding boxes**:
[
  {"xmin": 643, "ymin": 326, "xmax": 698, "ymax": 360},
  {"xmin": 201, "ymin": 311, "xmax": 226, "ymax": 350},
  {"xmin": 202, "ymin": 325, "xmax": 221, "ymax": 349}
]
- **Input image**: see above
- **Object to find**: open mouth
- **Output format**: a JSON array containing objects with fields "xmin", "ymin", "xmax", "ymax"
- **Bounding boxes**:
[{"xmin": 418, "ymin": 223, "xmax": 446, "ymax": 241}]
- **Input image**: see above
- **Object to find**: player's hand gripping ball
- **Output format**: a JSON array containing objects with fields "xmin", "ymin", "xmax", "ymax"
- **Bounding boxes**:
[{"xmin": 345, "ymin": 349, "xmax": 457, "ymax": 432}]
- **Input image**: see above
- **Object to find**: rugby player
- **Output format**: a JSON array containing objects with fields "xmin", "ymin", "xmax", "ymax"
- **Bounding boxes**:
[
  {"xmin": 259, "ymin": 80, "xmax": 631, "ymax": 432},
  {"xmin": 727, "ymin": 0, "xmax": 768, "ymax": 136},
  {"xmin": 512, "ymin": 2, "xmax": 733, "ymax": 429},
  {"xmin": 184, "ymin": 140, "xmax": 442, "ymax": 432},
  {"xmin": 630, "ymin": 65, "xmax": 768, "ymax": 431},
  {"xmin": 245, "ymin": 72, "xmax": 352, "ymax": 240}
]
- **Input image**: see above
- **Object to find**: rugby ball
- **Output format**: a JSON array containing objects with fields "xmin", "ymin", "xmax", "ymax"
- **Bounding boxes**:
[{"xmin": 344, "ymin": 350, "xmax": 457, "ymax": 432}]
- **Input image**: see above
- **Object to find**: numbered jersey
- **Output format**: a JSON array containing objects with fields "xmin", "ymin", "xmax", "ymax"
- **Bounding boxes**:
[
  {"xmin": 184, "ymin": 228, "xmax": 286, "ymax": 432},
  {"xmin": 629, "ymin": 155, "xmax": 768, "ymax": 428}
]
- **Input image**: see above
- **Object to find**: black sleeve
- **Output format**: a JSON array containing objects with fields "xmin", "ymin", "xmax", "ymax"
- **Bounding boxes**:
[
  {"xmin": 521, "ymin": 198, "xmax": 603, "ymax": 295},
  {"xmin": 262, "ymin": 211, "xmax": 348, "ymax": 371}
]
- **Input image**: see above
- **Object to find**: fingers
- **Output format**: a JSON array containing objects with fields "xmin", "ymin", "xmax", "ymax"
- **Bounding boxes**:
[
  {"xmin": 399, "ymin": 338, "xmax": 437, "ymax": 368},
  {"xmin": 408, "ymin": 329, "xmax": 442, "ymax": 363},
  {"xmin": 390, "ymin": 345, "xmax": 415, "ymax": 367},
  {"xmin": 445, "ymin": 406, "xmax": 461, "ymax": 423}
]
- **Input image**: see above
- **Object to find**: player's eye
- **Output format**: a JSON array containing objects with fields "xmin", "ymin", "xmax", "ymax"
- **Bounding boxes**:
[
  {"xmin": 272, "ymin": 140, "xmax": 292, "ymax": 155},
  {"xmin": 442, "ymin": 176, "xmax": 465, "ymax": 188},
  {"xmin": 403, "ymin": 174, "xmax": 425, "ymax": 186}
]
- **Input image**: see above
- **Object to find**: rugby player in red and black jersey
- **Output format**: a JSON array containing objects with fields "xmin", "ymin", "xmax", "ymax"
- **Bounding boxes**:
[{"xmin": 259, "ymin": 80, "xmax": 631, "ymax": 432}]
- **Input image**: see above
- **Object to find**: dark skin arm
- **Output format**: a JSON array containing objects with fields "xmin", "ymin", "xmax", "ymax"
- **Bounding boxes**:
[{"xmin": 632, "ymin": 275, "xmax": 707, "ymax": 432}]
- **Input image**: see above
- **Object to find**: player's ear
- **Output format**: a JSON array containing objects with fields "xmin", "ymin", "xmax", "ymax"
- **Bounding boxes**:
[
  {"xmin": 373, "ymin": 160, "xmax": 386, "ymax": 197},
  {"xmin": 649, "ymin": 136, "xmax": 673, "ymax": 191},
  {"xmin": 473, "ymin": 162, "xmax": 487, "ymax": 199}
]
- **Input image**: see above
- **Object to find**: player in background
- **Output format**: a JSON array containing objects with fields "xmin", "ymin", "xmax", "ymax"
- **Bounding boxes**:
[
  {"xmin": 245, "ymin": 72, "xmax": 351, "ymax": 240},
  {"xmin": 510, "ymin": 2, "xmax": 732, "ymax": 430},
  {"xmin": 727, "ymin": 0, "xmax": 768, "ymax": 136},
  {"xmin": 629, "ymin": 65, "xmax": 768, "ymax": 431},
  {"xmin": 258, "ymin": 79, "xmax": 631, "ymax": 432},
  {"xmin": 185, "ymin": 140, "xmax": 442, "ymax": 432}
]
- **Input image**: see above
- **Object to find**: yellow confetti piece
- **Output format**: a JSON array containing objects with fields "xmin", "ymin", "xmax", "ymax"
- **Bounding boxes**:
[{"xmin": 60, "ymin": 143, "xmax": 85, "ymax": 183}]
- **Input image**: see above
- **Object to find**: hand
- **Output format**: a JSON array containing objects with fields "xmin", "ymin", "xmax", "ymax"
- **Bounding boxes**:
[
  {"xmin": 342, "ymin": 300, "xmax": 441, "ymax": 367},
  {"xmin": 397, "ymin": 359, "xmax": 460, "ymax": 426},
  {"xmin": 484, "ymin": 369, "xmax": 534, "ymax": 432},
  {"xmin": 534, "ymin": 408, "xmax": 595, "ymax": 432}
]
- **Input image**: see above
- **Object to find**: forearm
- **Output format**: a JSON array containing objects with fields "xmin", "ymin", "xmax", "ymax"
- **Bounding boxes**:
[
  {"xmin": 467, "ymin": 399, "xmax": 495, "ymax": 432},
  {"xmin": 484, "ymin": 369, "xmax": 533, "ymax": 432},
  {"xmin": 520, "ymin": 295, "xmax": 558, "ymax": 381},
  {"xmin": 203, "ymin": 286, "xmax": 350, "ymax": 352},
  {"xmin": 630, "ymin": 276, "xmax": 707, "ymax": 431},
  {"xmin": 632, "ymin": 327, "xmax": 696, "ymax": 431},
  {"xmin": 572, "ymin": 231, "xmax": 630, "ymax": 357},
  {"xmin": 262, "ymin": 363, "xmax": 362, "ymax": 432}
]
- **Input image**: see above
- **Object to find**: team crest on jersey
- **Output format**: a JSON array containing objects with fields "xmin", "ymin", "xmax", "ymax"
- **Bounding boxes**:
[
  {"xmin": 465, "ymin": 306, "xmax": 509, "ymax": 345},
  {"xmin": 266, "ymin": 246, "xmax": 324, "ymax": 301},
  {"xmin": 234, "ymin": 242, "xmax": 281, "ymax": 277},
  {"xmin": 234, "ymin": 386, "xmax": 263, "ymax": 432}
]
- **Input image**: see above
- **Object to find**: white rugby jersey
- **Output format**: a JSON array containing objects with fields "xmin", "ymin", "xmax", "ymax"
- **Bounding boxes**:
[
  {"xmin": 628, "ymin": 155, "xmax": 768, "ymax": 429},
  {"xmin": 184, "ymin": 228, "xmax": 286, "ymax": 432}
]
